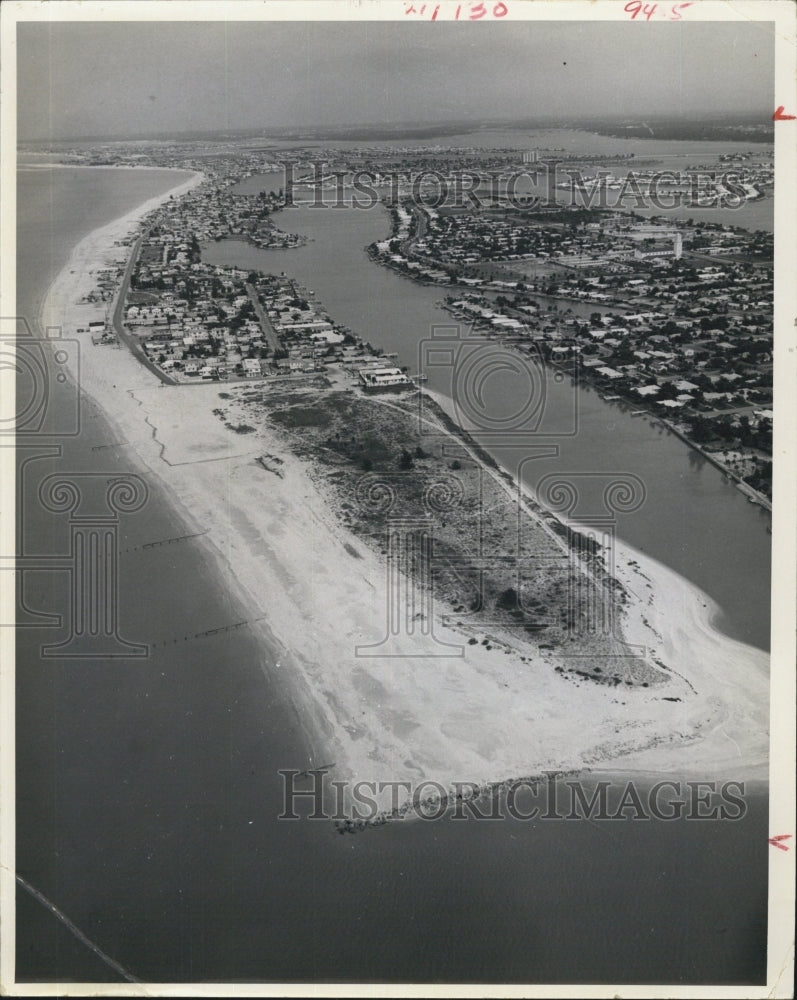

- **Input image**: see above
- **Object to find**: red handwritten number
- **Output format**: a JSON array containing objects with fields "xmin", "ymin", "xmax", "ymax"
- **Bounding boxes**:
[
  {"xmin": 627, "ymin": 0, "xmax": 692, "ymax": 18},
  {"xmin": 407, "ymin": 0, "xmax": 505, "ymax": 18}
]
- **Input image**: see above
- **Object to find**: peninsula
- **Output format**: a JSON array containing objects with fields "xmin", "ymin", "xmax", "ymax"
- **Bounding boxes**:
[{"xmin": 38, "ymin": 150, "xmax": 770, "ymax": 819}]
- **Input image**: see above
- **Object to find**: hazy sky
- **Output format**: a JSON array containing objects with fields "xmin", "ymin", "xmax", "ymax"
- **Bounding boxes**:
[{"xmin": 17, "ymin": 20, "xmax": 774, "ymax": 140}]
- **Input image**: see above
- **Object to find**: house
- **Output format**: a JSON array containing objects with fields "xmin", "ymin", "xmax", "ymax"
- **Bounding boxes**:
[
  {"xmin": 358, "ymin": 367, "xmax": 413, "ymax": 392},
  {"xmin": 311, "ymin": 329, "xmax": 345, "ymax": 345}
]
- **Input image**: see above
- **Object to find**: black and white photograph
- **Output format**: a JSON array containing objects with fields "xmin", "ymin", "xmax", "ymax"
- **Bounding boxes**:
[{"xmin": 1, "ymin": 1, "xmax": 795, "ymax": 995}]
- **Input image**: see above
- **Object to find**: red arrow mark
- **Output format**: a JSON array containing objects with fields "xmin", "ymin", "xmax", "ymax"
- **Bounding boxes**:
[
  {"xmin": 773, "ymin": 106, "xmax": 796, "ymax": 121},
  {"xmin": 768, "ymin": 834, "xmax": 792, "ymax": 851}
]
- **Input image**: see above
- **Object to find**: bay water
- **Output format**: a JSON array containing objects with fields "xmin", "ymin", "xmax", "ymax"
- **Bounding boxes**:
[{"xmin": 204, "ymin": 189, "xmax": 771, "ymax": 651}]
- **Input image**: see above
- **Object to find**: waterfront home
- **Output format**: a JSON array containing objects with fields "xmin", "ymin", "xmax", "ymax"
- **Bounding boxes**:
[
  {"xmin": 358, "ymin": 367, "xmax": 413, "ymax": 391},
  {"xmin": 595, "ymin": 366, "xmax": 623, "ymax": 380},
  {"xmin": 311, "ymin": 328, "xmax": 345, "ymax": 344}
]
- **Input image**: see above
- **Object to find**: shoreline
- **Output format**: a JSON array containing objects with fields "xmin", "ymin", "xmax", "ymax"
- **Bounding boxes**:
[
  {"xmin": 18, "ymin": 161, "xmax": 199, "ymax": 173},
  {"xmin": 36, "ymin": 167, "xmax": 202, "ymax": 333},
  {"xmin": 656, "ymin": 413, "xmax": 772, "ymax": 510},
  {"xmin": 38, "ymin": 176, "xmax": 770, "ymax": 816},
  {"xmin": 32, "ymin": 166, "xmax": 329, "ymax": 764},
  {"xmin": 421, "ymin": 385, "xmax": 770, "ymax": 776}
]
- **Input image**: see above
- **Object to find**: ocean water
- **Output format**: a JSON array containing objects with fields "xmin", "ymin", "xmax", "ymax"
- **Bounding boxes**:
[
  {"xmin": 15, "ymin": 163, "xmax": 768, "ymax": 986},
  {"xmin": 16, "ymin": 167, "xmax": 196, "ymax": 323}
]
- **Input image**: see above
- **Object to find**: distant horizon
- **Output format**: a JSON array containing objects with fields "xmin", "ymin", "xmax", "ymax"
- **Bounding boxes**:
[
  {"xmin": 17, "ymin": 21, "xmax": 774, "ymax": 143},
  {"xmin": 18, "ymin": 110, "xmax": 776, "ymax": 146}
]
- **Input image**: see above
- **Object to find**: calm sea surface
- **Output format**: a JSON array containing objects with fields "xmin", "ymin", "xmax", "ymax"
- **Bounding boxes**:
[{"xmin": 16, "ymin": 159, "xmax": 768, "ymax": 985}]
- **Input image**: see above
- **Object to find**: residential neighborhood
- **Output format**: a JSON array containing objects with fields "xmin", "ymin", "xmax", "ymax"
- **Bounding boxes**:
[{"xmin": 81, "ymin": 147, "xmax": 773, "ymax": 502}]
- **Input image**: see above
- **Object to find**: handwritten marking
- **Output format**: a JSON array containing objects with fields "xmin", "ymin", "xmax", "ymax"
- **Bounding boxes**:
[
  {"xmin": 404, "ymin": 0, "xmax": 507, "ymax": 18},
  {"xmin": 773, "ymin": 106, "xmax": 796, "ymax": 121},
  {"xmin": 623, "ymin": 1, "xmax": 693, "ymax": 20},
  {"xmin": 768, "ymin": 834, "xmax": 792, "ymax": 851}
]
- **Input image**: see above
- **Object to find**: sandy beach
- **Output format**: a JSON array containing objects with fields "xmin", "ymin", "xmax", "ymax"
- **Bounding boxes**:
[
  {"xmin": 18, "ymin": 162, "xmax": 200, "ymax": 172},
  {"xmin": 38, "ymin": 172, "xmax": 769, "ymax": 812}
]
